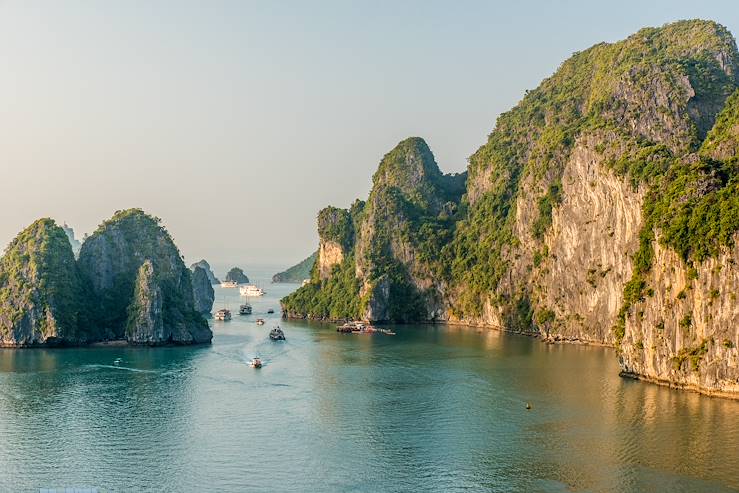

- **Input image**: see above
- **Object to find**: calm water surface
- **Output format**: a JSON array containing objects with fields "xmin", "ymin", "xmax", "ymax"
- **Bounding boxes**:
[{"xmin": 0, "ymin": 270, "xmax": 737, "ymax": 492}]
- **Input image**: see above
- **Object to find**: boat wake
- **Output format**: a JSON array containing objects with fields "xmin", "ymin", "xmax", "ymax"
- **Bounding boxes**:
[{"xmin": 85, "ymin": 364, "xmax": 157, "ymax": 374}]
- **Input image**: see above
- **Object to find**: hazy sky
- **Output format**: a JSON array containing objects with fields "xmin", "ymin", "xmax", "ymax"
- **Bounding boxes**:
[{"xmin": 2, "ymin": 1, "xmax": 739, "ymax": 269}]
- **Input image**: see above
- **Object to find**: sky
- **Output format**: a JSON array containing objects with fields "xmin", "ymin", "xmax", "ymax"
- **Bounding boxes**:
[{"xmin": 2, "ymin": 1, "xmax": 739, "ymax": 270}]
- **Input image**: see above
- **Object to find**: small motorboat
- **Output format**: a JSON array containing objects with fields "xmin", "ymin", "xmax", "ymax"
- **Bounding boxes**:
[
  {"xmin": 214, "ymin": 309, "xmax": 232, "ymax": 321},
  {"xmin": 256, "ymin": 318, "xmax": 265, "ymax": 325},
  {"xmin": 267, "ymin": 308, "xmax": 275, "ymax": 314},
  {"xmin": 249, "ymin": 357, "xmax": 262, "ymax": 368},
  {"xmin": 239, "ymin": 303, "xmax": 252, "ymax": 315},
  {"xmin": 269, "ymin": 326, "xmax": 286, "ymax": 341}
]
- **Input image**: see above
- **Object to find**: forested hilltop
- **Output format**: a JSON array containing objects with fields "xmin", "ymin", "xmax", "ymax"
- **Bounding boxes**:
[{"xmin": 282, "ymin": 20, "xmax": 739, "ymax": 398}]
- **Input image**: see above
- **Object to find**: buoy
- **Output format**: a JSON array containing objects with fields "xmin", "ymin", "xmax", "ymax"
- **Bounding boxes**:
[{"xmin": 525, "ymin": 402, "xmax": 532, "ymax": 410}]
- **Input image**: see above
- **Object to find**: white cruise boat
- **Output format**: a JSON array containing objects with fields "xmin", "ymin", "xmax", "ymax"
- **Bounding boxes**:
[
  {"xmin": 240, "ymin": 284, "xmax": 265, "ymax": 297},
  {"xmin": 220, "ymin": 280, "xmax": 239, "ymax": 288}
]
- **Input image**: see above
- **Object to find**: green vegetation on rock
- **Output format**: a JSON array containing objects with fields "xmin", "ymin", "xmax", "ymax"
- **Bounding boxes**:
[
  {"xmin": 78, "ymin": 208, "xmax": 211, "ymax": 344},
  {"xmin": 0, "ymin": 219, "xmax": 89, "ymax": 345}
]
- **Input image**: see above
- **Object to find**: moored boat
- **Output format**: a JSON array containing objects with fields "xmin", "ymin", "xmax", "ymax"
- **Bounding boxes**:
[
  {"xmin": 336, "ymin": 321, "xmax": 395, "ymax": 335},
  {"xmin": 239, "ymin": 303, "xmax": 252, "ymax": 315},
  {"xmin": 214, "ymin": 309, "xmax": 232, "ymax": 321},
  {"xmin": 240, "ymin": 284, "xmax": 265, "ymax": 297}
]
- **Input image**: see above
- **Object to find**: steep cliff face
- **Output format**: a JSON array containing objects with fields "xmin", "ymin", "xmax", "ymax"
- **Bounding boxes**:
[
  {"xmin": 78, "ymin": 208, "xmax": 212, "ymax": 344},
  {"xmin": 283, "ymin": 20, "xmax": 739, "ymax": 397},
  {"xmin": 190, "ymin": 259, "xmax": 220, "ymax": 284},
  {"xmin": 127, "ymin": 260, "xmax": 165, "ymax": 343},
  {"xmin": 616, "ymin": 88, "xmax": 739, "ymax": 395},
  {"xmin": 619, "ymin": 238, "xmax": 739, "ymax": 396},
  {"xmin": 191, "ymin": 266, "xmax": 215, "ymax": 315},
  {"xmin": 0, "ymin": 219, "xmax": 89, "ymax": 346},
  {"xmin": 527, "ymin": 133, "xmax": 646, "ymax": 344}
]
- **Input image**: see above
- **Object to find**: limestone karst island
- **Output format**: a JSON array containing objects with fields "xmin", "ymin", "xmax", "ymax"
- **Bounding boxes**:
[{"xmin": 1, "ymin": 7, "xmax": 739, "ymax": 493}]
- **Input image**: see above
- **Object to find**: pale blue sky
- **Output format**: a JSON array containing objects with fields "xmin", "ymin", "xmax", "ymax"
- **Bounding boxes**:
[{"xmin": 2, "ymin": 1, "xmax": 739, "ymax": 268}]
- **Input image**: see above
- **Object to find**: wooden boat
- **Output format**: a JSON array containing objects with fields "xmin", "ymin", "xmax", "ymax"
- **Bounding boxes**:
[{"xmin": 214, "ymin": 309, "xmax": 231, "ymax": 321}]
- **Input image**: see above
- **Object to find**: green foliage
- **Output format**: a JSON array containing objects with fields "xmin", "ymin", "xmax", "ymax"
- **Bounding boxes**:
[
  {"xmin": 532, "ymin": 181, "xmax": 562, "ymax": 239},
  {"xmin": 281, "ymin": 255, "xmax": 361, "ymax": 321},
  {"xmin": 535, "ymin": 308, "xmax": 556, "ymax": 325},
  {"xmin": 672, "ymin": 339, "xmax": 709, "ymax": 371},
  {"xmin": 317, "ymin": 207, "xmax": 355, "ymax": 250}
]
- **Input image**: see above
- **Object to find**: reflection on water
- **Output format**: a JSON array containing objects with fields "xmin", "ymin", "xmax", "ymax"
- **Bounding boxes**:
[{"xmin": 0, "ymin": 276, "xmax": 737, "ymax": 492}]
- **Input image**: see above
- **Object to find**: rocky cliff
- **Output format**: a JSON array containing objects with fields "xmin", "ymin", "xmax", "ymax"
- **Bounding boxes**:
[
  {"xmin": 272, "ymin": 251, "xmax": 317, "ymax": 283},
  {"xmin": 282, "ymin": 20, "xmax": 739, "ymax": 397},
  {"xmin": 190, "ymin": 259, "xmax": 220, "ymax": 284},
  {"xmin": 191, "ymin": 265, "xmax": 215, "ymax": 315},
  {"xmin": 0, "ymin": 219, "xmax": 89, "ymax": 346},
  {"xmin": 78, "ymin": 208, "xmax": 212, "ymax": 345}
]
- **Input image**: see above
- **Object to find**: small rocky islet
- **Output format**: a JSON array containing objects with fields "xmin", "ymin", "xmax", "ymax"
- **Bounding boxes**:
[
  {"xmin": 224, "ymin": 267, "xmax": 249, "ymax": 284},
  {"xmin": 0, "ymin": 208, "xmax": 213, "ymax": 347}
]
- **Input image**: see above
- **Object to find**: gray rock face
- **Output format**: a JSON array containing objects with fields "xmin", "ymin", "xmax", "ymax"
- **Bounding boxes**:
[
  {"xmin": 127, "ymin": 260, "xmax": 165, "ymax": 343},
  {"xmin": 190, "ymin": 259, "xmax": 220, "ymax": 284},
  {"xmin": 191, "ymin": 266, "xmax": 215, "ymax": 315}
]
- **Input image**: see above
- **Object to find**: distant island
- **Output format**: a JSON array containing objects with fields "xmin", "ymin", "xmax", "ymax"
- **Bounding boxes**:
[
  {"xmin": 272, "ymin": 251, "xmax": 317, "ymax": 283},
  {"xmin": 0, "ymin": 208, "xmax": 212, "ymax": 347},
  {"xmin": 225, "ymin": 267, "xmax": 249, "ymax": 284},
  {"xmin": 61, "ymin": 222, "xmax": 82, "ymax": 257},
  {"xmin": 282, "ymin": 20, "xmax": 739, "ymax": 399}
]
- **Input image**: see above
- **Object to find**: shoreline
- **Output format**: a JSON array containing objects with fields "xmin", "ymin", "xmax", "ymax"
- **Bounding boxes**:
[
  {"xmin": 619, "ymin": 371, "xmax": 739, "ymax": 401},
  {"xmin": 0, "ymin": 339, "xmax": 211, "ymax": 349},
  {"xmin": 284, "ymin": 314, "xmax": 739, "ymax": 400}
]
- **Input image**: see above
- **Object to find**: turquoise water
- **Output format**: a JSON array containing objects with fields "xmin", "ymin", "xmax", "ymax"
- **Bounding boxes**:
[{"xmin": 0, "ymin": 271, "xmax": 738, "ymax": 492}]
